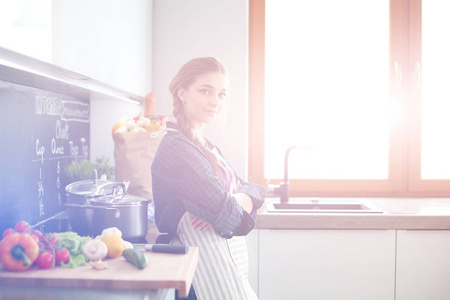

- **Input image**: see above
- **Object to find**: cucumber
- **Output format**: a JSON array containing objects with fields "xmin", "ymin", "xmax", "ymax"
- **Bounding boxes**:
[{"xmin": 122, "ymin": 248, "xmax": 149, "ymax": 269}]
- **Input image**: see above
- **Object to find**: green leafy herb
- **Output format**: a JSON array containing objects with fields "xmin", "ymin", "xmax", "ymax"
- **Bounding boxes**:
[
  {"xmin": 64, "ymin": 156, "xmax": 114, "ymax": 183},
  {"xmin": 55, "ymin": 231, "xmax": 91, "ymax": 268}
]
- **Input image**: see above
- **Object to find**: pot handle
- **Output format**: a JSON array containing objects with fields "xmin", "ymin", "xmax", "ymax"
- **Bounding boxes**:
[
  {"xmin": 93, "ymin": 181, "xmax": 127, "ymax": 196},
  {"xmin": 65, "ymin": 203, "xmax": 121, "ymax": 218},
  {"xmin": 112, "ymin": 182, "xmax": 127, "ymax": 195}
]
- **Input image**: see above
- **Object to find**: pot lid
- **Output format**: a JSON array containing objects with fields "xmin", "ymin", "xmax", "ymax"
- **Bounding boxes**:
[
  {"xmin": 65, "ymin": 180, "xmax": 128, "ymax": 197},
  {"xmin": 90, "ymin": 193, "xmax": 149, "ymax": 206}
]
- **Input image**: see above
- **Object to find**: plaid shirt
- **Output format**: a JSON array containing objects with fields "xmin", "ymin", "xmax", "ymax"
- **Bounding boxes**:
[{"xmin": 151, "ymin": 123, "xmax": 266, "ymax": 239}]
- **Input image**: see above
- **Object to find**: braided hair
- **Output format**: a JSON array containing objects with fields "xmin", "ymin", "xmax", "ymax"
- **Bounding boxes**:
[{"xmin": 169, "ymin": 57, "xmax": 227, "ymax": 147}]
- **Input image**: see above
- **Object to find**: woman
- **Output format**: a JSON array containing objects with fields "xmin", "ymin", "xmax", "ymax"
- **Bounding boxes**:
[{"xmin": 151, "ymin": 57, "xmax": 266, "ymax": 300}]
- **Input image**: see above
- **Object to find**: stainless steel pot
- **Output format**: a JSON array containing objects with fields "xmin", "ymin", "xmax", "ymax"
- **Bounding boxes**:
[
  {"xmin": 65, "ymin": 178, "xmax": 127, "ymax": 236},
  {"xmin": 89, "ymin": 193, "xmax": 149, "ymax": 242},
  {"xmin": 65, "ymin": 179, "xmax": 149, "ymax": 241}
]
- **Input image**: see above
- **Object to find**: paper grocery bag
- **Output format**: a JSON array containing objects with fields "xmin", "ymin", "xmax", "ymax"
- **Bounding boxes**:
[{"xmin": 113, "ymin": 131, "xmax": 165, "ymax": 201}]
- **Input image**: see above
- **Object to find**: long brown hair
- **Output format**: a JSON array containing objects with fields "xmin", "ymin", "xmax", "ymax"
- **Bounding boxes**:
[{"xmin": 169, "ymin": 57, "xmax": 227, "ymax": 147}]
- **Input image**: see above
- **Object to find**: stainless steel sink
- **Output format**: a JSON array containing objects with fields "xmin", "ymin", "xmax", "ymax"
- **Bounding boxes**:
[{"xmin": 265, "ymin": 198, "xmax": 383, "ymax": 214}]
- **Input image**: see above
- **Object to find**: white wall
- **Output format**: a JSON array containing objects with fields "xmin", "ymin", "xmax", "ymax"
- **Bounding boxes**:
[
  {"xmin": 50, "ymin": 0, "xmax": 249, "ymax": 176},
  {"xmin": 52, "ymin": 0, "xmax": 152, "ymax": 163},
  {"xmin": 152, "ymin": 0, "xmax": 249, "ymax": 177},
  {"xmin": 52, "ymin": 0, "xmax": 153, "ymax": 97}
]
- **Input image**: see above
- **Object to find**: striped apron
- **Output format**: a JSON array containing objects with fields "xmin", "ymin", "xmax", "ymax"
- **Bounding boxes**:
[
  {"xmin": 173, "ymin": 213, "xmax": 258, "ymax": 300},
  {"xmin": 173, "ymin": 145, "xmax": 258, "ymax": 299}
]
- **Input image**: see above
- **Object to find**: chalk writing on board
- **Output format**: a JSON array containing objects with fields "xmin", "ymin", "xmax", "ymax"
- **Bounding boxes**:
[
  {"xmin": 0, "ymin": 79, "xmax": 90, "ymax": 232},
  {"xmin": 61, "ymin": 101, "xmax": 90, "ymax": 123},
  {"xmin": 33, "ymin": 96, "xmax": 90, "ymax": 221},
  {"xmin": 35, "ymin": 95, "xmax": 62, "ymax": 116}
]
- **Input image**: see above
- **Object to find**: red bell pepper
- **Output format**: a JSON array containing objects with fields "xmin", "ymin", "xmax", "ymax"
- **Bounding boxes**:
[{"xmin": 0, "ymin": 232, "xmax": 39, "ymax": 271}]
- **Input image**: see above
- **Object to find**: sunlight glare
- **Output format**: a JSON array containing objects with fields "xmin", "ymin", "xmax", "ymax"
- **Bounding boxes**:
[{"xmin": 265, "ymin": 0, "xmax": 390, "ymax": 180}]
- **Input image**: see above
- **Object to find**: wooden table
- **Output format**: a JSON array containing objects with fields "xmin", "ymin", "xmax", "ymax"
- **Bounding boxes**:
[{"xmin": 0, "ymin": 247, "xmax": 198, "ymax": 299}]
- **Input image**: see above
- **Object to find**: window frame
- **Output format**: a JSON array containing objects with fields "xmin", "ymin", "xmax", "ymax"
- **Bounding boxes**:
[{"xmin": 248, "ymin": 0, "xmax": 450, "ymax": 197}]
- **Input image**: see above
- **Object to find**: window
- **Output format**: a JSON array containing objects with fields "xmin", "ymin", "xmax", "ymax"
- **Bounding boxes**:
[
  {"xmin": 420, "ymin": 0, "xmax": 450, "ymax": 179},
  {"xmin": 249, "ymin": 0, "xmax": 450, "ymax": 197}
]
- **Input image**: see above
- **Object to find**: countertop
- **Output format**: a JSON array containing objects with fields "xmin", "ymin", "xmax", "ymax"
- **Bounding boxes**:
[
  {"xmin": 256, "ymin": 197, "xmax": 450, "ymax": 230},
  {"xmin": 0, "ymin": 247, "xmax": 198, "ymax": 299}
]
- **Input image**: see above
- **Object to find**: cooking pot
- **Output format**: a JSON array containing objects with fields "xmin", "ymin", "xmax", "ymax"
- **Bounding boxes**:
[
  {"xmin": 65, "ymin": 177, "xmax": 128, "ymax": 235},
  {"xmin": 90, "ymin": 190, "xmax": 149, "ymax": 242},
  {"xmin": 65, "ymin": 180, "xmax": 149, "ymax": 241}
]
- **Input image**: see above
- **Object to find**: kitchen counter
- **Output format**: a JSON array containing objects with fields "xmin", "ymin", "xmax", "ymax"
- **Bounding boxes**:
[
  {"xmin": 256, "ymin": 198, "xmax": 450, "ymax": 230},
  {"xmin": 0, "ymin": 247, "xmax": 198, "ymax": 300}
]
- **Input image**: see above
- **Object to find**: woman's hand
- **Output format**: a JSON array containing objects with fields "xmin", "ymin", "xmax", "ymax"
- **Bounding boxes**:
[
  {"xmin": 233, "ymin": 193, "xmax": 254, "ymax": 214},
  {"xmin": 191, "ymin": 216, "xmax": 211, "ymax": 231}
]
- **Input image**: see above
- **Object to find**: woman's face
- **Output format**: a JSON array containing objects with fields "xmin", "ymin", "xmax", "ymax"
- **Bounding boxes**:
[{"xmin": 178, "ymin": 72, "xmax": 229, "ymax": 129}]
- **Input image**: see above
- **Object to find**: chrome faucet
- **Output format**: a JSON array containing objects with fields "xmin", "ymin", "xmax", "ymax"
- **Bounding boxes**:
[{"xmin": 268, "ymin": 146, "xmax": 297, "ymax": 203}]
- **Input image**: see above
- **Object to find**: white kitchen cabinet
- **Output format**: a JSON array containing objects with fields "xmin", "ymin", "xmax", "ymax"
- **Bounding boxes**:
[
  {"xmin": 258, "ymin": 229, "xmax": 396, "ymax": 300},
  {"xmin": 396, "ymin": 230, "xmax": 450, "ymax": 300},
  {"xmin": 245, "ymin": 230, "xmax": 259, "ymax": 296}
]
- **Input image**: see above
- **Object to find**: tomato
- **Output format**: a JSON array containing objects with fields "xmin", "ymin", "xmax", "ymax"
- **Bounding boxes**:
[
  {"xmin": 15, "ymin": 221, "xmax": 31, "ymax": 233},
  {"xmin": 2, "ymin": 228, "xmax": 16, "ymax": 239},
  {"xmin": 35, "ymin": 252, "xmax": 54, "ymax": 269},
  {"xmin": 45, "ymin": 234, "xmax": 58, "ymax": 246},
  {"xmin": 31, "ymin": 229, "xmax": 43, "ymax": 237},
  {"xmin": 55, "ymin": 248, "xmax": 70, "ymax": 265}
]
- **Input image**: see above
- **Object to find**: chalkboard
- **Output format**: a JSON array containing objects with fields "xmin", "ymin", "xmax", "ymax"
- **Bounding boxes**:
[{"xmin": 0, "ymin": 80, "xmax": 90, "ymax": 233}]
